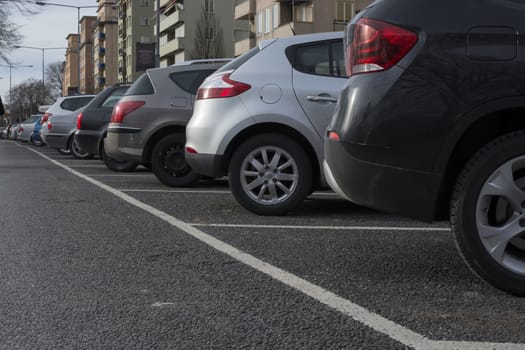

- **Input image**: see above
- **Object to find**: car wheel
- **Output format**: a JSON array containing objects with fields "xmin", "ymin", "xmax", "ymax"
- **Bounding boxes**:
[
  {"xmin": 228, "ymin": 133, "xmax": 312, "ymax": 216},
  {"xmin": 29, "ymin": 133, "xmax": 44, "ymax": 147},
  {"xmin": 70, "ymin": 137, "xmax": 93, "ymax": 159},
  {"xmin": 151, "ymin": 133, "xmax": 200, "ymax": 187},
  {"xmin": 100, "ymin": 145, "xmax": 138, "ymax": 172},
  {"xmin": 451, "ymin": 131, "xmax": 525, "ymax": 295}
]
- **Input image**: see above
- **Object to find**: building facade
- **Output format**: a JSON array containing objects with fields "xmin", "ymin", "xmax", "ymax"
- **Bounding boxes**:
[
  {"xmin": 234, "ymin": 0, "xmax": 374, "ymax": 56},
  {"xmin": 157, "ymin": 0, "xmax": 236, "ymax": 66},
  {"xmin": 63, "ymin": 34, "xmax": 80, "ymax": 96},
  {"xmin": 79, "ymin": 16, "xmax": 97, "ymax": 94},
  {"xmin": 116, "ymin": 0, "xmax": 156, "ymax": 83},
  {"xmin": 93, "ymin": 0, "xmax": 119, "ymax": 92}
]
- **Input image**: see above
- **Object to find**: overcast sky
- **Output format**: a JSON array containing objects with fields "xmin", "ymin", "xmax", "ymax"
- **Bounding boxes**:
[{"xmin": 0, "ymin": 0, "xmax": 98, "ymax": 102}]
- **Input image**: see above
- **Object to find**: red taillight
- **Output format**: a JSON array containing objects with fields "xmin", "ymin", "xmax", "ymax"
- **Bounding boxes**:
[
  {"xmin": 18, "ymin": 127, "xmax": 23, "ymax": 133},
  {"xmin": 111, "ymin": 101, "xmax": 145, "ymax": 123},
  {"xmin": 346, "ymin": 18, "xmax": 417, "ymax": 76},
  {"xmin": 196, "ymin": 73, "xmax": 251, "ymax": 100},
  {"xmin": 76, "ymin": 112, "xmax": 83, "ymax": 130},
  {"xmin": 41, "ymin": 113, "xmax": 51, "ymax": 123},
  {"xmin": 327, "ymin": 131, "xmax": 340, "ymax": 141},
  {"xmin": 47, "ymin": 122, "xmax": 52, "ymax": 130},
  {"xmin": 185, "ymin": 146, "xmax": 197, "ymax": 154}
]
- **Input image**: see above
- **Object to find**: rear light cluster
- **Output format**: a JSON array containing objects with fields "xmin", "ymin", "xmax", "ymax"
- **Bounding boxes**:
[
  {"xmin": 346, "ymin": 18, "xmax": 417, "ymax": 76},
  {"xmin": 196, "ymin": 73, "xmax": 251, "ymax": 100},
  {"xmin": 76, "ymin": 112, "xmax": 83, "ymax": 130},
  {"xmin": 110, "ymin": 101, "xmax": 145, "ymax": 123},
  {"xmin": 41, "ymin": 113, "xmax": 51, "ymax": 124}
]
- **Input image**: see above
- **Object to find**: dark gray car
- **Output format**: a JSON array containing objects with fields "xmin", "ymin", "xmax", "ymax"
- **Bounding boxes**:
[{"xmin": 104, "ymin": 60, "xmax": 228, "ymax": 186}]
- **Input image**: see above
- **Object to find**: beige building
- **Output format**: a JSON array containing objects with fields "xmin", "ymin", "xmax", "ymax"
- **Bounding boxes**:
[
  {"xmin": 157, "ymin": 0, "xmax": 236, "ymax": 66},
  {"xmin": 79, "ymin": 16, "xmax": 97, "ymax": 94},
  {"xmin": 116, "ymin": 0, "xmax": 156, "ymax": 83},
  {"xmin": 93, "ymin": 0, "xmax": 119, "ymax": 92},
  {"xmin": 234, "ymin": 0, "xmax": 373, "ymax": 56},
  {"xmin": 63, "ymin": 34, "xmax": 80, "ymax": 96}
]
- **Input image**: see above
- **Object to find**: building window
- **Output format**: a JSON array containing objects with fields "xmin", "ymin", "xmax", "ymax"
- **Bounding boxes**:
[
  {"xmin": 141, "ymin": 0, "xmax": 150, "ymax": 6},
  {"xmin": 140, "ymin": 16, "xmax": 149, "ymax": 26},
  {"xmin": 264, "ymin": 7, "xmax": 271, "ymax": 34},
  {"xmin": 273, "ymin": 4, "xmax": 279, "ymax": 29},
  {"xmin": 256, "ymin": 11, "xmax": 263, "ymax": 36},
  {"xmin": 205, "ymin": 0, "xmax": 215, "ymax": 13},
  {"xmin": 336, "ymin": 1, "xmax": 354, "ymax": 22},
  {"xmin": 295, "ymin": 4, "xmax": 313, "ymax": 22}
]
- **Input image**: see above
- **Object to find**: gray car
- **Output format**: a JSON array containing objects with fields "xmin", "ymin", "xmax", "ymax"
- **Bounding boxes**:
[
  {"xmin": 104, "ymin": 60, "xmax": 228, "ymax": 185},
  {"xmin": 16, "ymin": 115, "xmax": 42, "ymax": 143},
  {"xmin": 42, "ymin": 95, "xmax": 96, "ymax": 157},
  {"xmin": 185, "ymin": 32, "xmax": 346, "ymax": 215}
]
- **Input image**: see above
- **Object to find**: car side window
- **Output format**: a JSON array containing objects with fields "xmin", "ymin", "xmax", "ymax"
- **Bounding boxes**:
[
  {"xmin": 126, "ymin": 73, "xmax": 154, "ymax": 95},
  {"xmin": 102, "ymin": 87, "xmax": 129, "ymax": 108},
  {"xmin": 169, "ymin": 69, "xmax": 216, "ymax": 95},
  {"xmin": 288, "ymin": 39, "xmax": 346, "ymax": 78},
  {"xmin": 60, "ymin": 97, "xmax": 93, "ymax": 111}
]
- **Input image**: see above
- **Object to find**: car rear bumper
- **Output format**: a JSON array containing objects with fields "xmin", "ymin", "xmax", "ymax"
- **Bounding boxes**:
[
  {"xmin": 185, "ymin": 152, "xmax": 225, "ymax": 178},
  {"xmin": 45, "ymin": 133, "xmax": 70, "ymax": 149},
  {"xmin": 324, "ymin": 139, "xmax": 442, "ymax": 222},
  {"xmin": 75, "ymin": 130, "xmax": 102, "ymax": 156},
  {"xmin": 105, "ymin": 128, "xmax": 143, "ymax": 162}
]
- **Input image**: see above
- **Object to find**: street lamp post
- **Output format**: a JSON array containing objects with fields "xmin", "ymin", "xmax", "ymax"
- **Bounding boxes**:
[
  {"xmin": 0, "ymin": 64, "xmax": 33, "ymax": 122},
  {"xmin": 14, "ymin": 46, "xmax": 67, "ymax": 104},
  {"xmin": 35, "ymin": 2, "xmax": 98, "ymax": 94}
]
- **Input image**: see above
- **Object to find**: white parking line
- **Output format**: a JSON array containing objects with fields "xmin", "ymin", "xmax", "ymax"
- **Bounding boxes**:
[
  {"xmin": 83, "ymin": 174, "xmax": 154, "ymax": 177},
  {"xmin": 190, "ymin": 223, "xmax": 450, "ymax": 231},
  {"xmin": 118, "ymin": 188, "xmax": 340, "ymax": 197},
  {"xmin": 26, "ymin": 146, "xmax": 525, "ymax": 350}
]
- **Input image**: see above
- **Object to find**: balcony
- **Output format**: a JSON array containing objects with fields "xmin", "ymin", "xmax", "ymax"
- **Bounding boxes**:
[
  {"xmin": 234, "ymin": 0, "xmax": 255, "ymax": 20},
  {"xmin": 160, "ymin": 37, "xmax": 183, "ymax": 57},
  {"xmin": 160, "ymin": 10, "xmax": 184, "ymax": 33}
]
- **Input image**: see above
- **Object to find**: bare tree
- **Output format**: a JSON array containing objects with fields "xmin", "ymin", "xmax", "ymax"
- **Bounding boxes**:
[
  {"xmin": 190, "ymin": 5, "xmax": 224, "ymax": 60},
  {"xmin": 45, "ymin": 61, "xmax": 63, "ymax": 102},
  {"xmin": 0, "ymin": 0, "xmax": 40, "ymax": 64},
  {"xmin": 10, "ymin": 79, "xmax": 42, "ymax": 121}
]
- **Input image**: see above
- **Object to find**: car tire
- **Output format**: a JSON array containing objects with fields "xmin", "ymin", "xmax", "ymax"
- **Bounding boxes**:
[
  {"xmin": 228, "ymin": 133, "xmax": 312, "ymax": 216},
  {"xmin": 451, "ymin": 131, "xmax": 525, "ymax": 295},
  {"xmin": 70, "ymin": 137, "xmax": 93, "ymax": 159},
  {"xmin": 151, "ymin": 133, "xmax": 200, "ymax": 187},
  {"xmin": 100, "ymin": 145, "xmax": 138, "ymax": 172},
  {"xmin": 29, "ymin": 133, "xmax": 44, "ymax": 147}
]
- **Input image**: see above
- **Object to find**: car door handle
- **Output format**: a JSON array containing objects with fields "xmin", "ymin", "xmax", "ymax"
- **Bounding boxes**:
[{"xmin": 306, "ymin": 95, "xmax": 338, "ymax": 103}]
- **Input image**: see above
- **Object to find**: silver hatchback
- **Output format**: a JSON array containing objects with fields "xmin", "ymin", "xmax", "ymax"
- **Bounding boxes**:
[{"xmin": 185, "ymin": 32, "xmax": 346, "ymax": 215}]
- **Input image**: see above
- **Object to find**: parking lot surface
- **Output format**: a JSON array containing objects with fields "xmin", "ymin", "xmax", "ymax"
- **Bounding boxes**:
[{"xmin": 1, "ymin": 140, "xmax": 524, "ymax": 350}]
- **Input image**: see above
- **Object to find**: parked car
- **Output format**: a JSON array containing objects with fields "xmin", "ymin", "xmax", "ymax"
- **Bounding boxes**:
[
  {"xmin": 42, "ymin": 95, "xmax": 96, "ymax": 157},
  {"xmin": 104, "ymin": 60, "xmax": 228, "ymax": 181},
  {"xmin": 16, "ymin": 115, "xmax": 42, "ymax": 143},
  {"xmin": 324, "ymin": 0, "xmax": 525, "ymax": 295},
  {"xmin": 75, "ymin": 84, "xmax": 133, "ymax": 170},
  {"xmin": 185, "ymin": 32, "xmax": 346, "ymax": 215},
  {"xmin": 7, "ymin": 123, "xmax": 19, "ymax": 140},
  {"xmin": 30, "ymin": 116, "xmax": 45, "ymax": 146},
  {"xmin": 0, "ymin": 127, "xmax": 6, "ymax": 139}
]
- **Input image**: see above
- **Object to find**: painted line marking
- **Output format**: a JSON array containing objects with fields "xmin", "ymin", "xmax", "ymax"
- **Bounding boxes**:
[
  {"xmin": 189, "ymin": 223, "xmax": 450, "ymax": 231},
  {"xmin": 118, "ymin": 188, "xmax": 340, "ymax": 197},
  {"xmin": 26, "ymin": 146, "xmax": 525, "ymax": 350},
  {"xmin": 83, "ymin": 173, "xmax": 154, "ymax": 177}
]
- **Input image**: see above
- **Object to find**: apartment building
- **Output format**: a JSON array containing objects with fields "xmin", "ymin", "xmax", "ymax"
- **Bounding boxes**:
[
  {"xmin": 116, "ymin": 0, "xmax": 155, "ymax": 83},
  {"xmin": 79, "ymin": 16, "xmax": 97, "ymax": 94},
  {"xmin": 234, "ymin": 0, "xmax": 374, "ymax": 56},
  {"xmin": 157, "ymin": 0, "xmax": 235, "ymax": 66},
  {"xmin": 93, "ymin": 0, "xmax": 119, "ymax": 92},
  {"xmin": 63, "ymin": 34, "xmax": 80, "ymax": 96}
]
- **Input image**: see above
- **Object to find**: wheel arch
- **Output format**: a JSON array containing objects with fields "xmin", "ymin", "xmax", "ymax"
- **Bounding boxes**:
[
  {"xmin": 142, "ymin": 125, "xmax": 186, "ymax": 164},
  {"xmin": 222, "ymin": 122, "xmax": 322, "ymax": 190}
]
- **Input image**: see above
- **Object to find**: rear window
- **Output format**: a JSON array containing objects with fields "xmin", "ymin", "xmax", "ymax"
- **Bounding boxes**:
[
  {"xmin": 169, "ymin": 69, "xmax": 216, "ymax": 95},
  {"xmin": 102, "ymin": 86, "xmax": 130, "ymax": 108},
  {"xmin": 287, "ymin": 40, "xmax": 345, "ymax": 78},
  {"xmin": 217, "ymin": 46, "xmax": 260, "ymax": 73},
  {"xmin": 24, "ymin": 116, "xmax": 39, "ymax": 124},
  {"xmin": 60, "ymin": 96, "xmax": 94, "ymax": 111},
  {"xmin": 126, "ymin": 73, "xmax": 154, "ymax": 95}
]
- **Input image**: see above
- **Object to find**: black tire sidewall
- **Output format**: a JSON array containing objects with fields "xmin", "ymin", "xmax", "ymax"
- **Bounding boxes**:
[
  {"xmin": 452, "ymin": 132, "xmax": 525, "ymax": 295},
  {"xmin": 151, "ymin": 133, "xmax": 200, "ymax": 187},
  {"xmin": 228, "ymin": 133, "xmax": 313, "ymax": 216}
]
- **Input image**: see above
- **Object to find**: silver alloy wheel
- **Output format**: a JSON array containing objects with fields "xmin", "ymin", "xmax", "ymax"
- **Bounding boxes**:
[
  {"xmin": 476, "ymin": 156, "xmax": 525, "ymax": 275},
  {"xmin": 240, "ymin": 145, "xmax": 298, "ymax": 205}
]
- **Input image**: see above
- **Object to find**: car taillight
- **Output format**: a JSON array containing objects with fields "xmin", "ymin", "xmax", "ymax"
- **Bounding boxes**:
[
  {"xmin": 196, "ymin": 73, "xmax": 251, "ymax": 100},
  {"xmin": 346, "ymin": 18, "xmax": 418, "ymax": 76},
  {"xmin": 111, "ymin": 101, "xmax": 145, "ymax": 123},
  {"xmin": 76, "ymin": 112, "xmax": 83, "ymax": 130},
  {"xmin": 327, "ymin": 131, "xmax": 340, "ymax": 141},
  {"xmin": 48, "ymin": 122, "xmax": 52, "ymax": 130},
  {"xmin": 41, "ymin": 113, "xmax": 51, "ymax": 123},
  {"xmin": 18, "ymin": 127, "xmax": 23, "ymax": 133}
]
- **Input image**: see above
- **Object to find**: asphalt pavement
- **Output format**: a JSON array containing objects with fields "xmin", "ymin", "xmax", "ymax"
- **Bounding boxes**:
[{"xmin": 1, "ymin": 140, "xmax": 524, "ymax": 350}]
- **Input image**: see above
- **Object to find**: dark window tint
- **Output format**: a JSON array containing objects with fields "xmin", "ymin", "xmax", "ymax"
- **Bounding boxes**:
[
  {"xmin": 217, "ymin": 46, "xmax": 260, "ymax": 73},
  {"xmin": 287, "ymin": 40, "xmax": 345, "ymax": 78},
  {"xmin": 60, "ymin": 96, "xmax": 94, "ymax": 111},
  {"xmin": 102, "ymin": 86, "xmax": 130, "ymax": 108},
  {"xmin": 126, "ymin": 73, "xmax": 154, "ymax": 95},
  {"xmin": 170, "ymin": 69, "xmax": 216, "ymax": 95}
]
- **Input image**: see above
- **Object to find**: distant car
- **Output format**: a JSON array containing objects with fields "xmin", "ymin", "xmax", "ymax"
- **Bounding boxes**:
[
  {"xmin": 185, "ymin": 32, "xmax": 346, "ymax": 215},
  {"xmin": 30, "ymin": 117, "xmax": 45, "ymax": 146},
  {"xmin": 0, "ymin": 127, "xmax": 6, "ymax": 139},
  {"xmin": 75, "ymin": 84, "xmax": 133, "ymax": 170},
  {"xmin": 41, "ymin": 95, "xmax": 96, "ymax": 156},
  {"xmin": 7, "ymin": 123, "xmax": 19, "ymax": 140},
  {"xmin": 17, "ymin": 115, "xmax": 42, "ymax": 143},
  {"xmin": 105, "ymin": 59, "xmax": 228, "ymax": 181}
]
